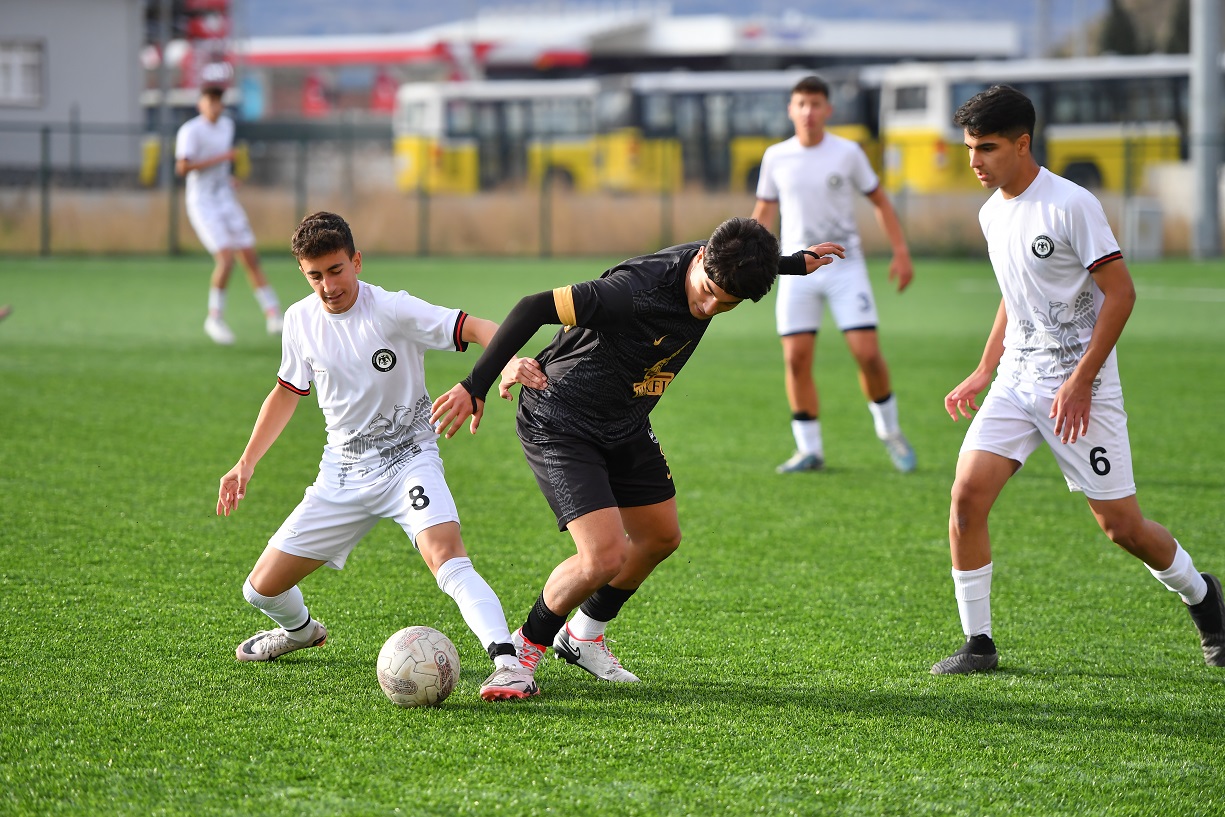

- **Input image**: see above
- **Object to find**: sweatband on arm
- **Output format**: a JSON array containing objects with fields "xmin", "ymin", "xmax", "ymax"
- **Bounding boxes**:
[{"xmin": 460, "ymin": 290, "xmax": 559, "ymax": 399}]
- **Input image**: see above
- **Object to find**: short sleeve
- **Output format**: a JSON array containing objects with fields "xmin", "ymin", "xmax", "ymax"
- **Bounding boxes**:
[
  {"xmin": 755, "ymin": 146, "xmax": 779, "ymax": 201},
  {"xmin": 557, "ymin": 271, "xmax": 636, "ymax": 332},
  {"xmin": 1064, "ymin": 190, "xmax": 1121, "ymax": 271},
  {"xmin": 174, "ymin": 123, "xmax": 195, "ymax": 161},
  {"xmin": 850, "ymin": 143, "xmax": 880, "ymax": 195},
  {"xmin": 276, "ymin": 316, "xmax": 311, "ymax": 395},
  {"xmin": 391, "ymin": 291, "xmax": 466, "ymax": 351}
]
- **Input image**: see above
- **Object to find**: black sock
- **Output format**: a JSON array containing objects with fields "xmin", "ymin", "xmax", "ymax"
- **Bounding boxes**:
[
  {"xmin": 521, "ymin": 592, "xmax": 567, "ymax": 647},
  {"xmin": 579, "ymin": 584, "xmax": 638, "ymax": 623}
]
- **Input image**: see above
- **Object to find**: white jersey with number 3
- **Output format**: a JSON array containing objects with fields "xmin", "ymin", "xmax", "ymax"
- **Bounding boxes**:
[
  {"xmin": 755, "ymin": 132, "xmax": 879, "ymax": 258},
  {"xmin": 979, "ymin": 167, "xmax": 1124, "ymax": 400},
  {"xmin": 277, "ymin": 281, "xmax": 468, "ymax": 490}
]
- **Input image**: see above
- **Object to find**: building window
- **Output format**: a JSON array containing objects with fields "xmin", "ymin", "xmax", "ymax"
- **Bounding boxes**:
[{"xmin": 0, "ymin": 42, "xmax": 44, "ymax": 107}]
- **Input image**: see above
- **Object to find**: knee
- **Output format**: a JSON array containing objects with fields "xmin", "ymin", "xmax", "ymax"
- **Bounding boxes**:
[
  {"xmin": 1098, "ymin": 514, "xmax": 1143, "ymax": 550},
  {"xmin": 648, "ymin": 528, "xmax": 682, "ymax": 559},
  {"xmin": 949, "ymin": 480, "xmax": 989, "ymax": 535},
  {"xmin": 581, "ymin": 544, "xmax": 629, "ymax": 584}
]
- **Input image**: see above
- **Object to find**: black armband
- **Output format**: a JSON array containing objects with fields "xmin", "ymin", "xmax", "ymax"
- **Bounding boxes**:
[
  {"xmin": 777, "ymin": 250, "xmax": 817, "ymax": 277},
  {"xmin": 465, "ymin": 290, "xmax": 559, "ymax": 398}
]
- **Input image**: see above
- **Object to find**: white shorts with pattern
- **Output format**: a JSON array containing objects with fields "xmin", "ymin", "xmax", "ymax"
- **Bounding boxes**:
[
  {"xmin": 268, "ymin": 452, "xmax": 460, "ymax": 570},
  {"xmin": 775, "ymin": 254, "xmax": 878, "ymax": 336},
  {"xmin": 960, "ymin": 382, "xmax": 1136, "ymax": 501}
]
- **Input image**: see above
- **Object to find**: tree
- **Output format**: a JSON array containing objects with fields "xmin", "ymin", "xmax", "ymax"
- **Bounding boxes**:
[
  {"xmin": 1099, "ymin": 0, "xmax": 1143, "ymax": 54},
  {"xmin": 1164, "ymin": 0, "xmax": 1191, "ymax": 53}
]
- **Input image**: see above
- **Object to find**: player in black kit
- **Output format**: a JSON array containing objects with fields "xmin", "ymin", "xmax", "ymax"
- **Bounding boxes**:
[{"xmin": 431, "ymin": 217, "xmax": 843, "ymax": 688}]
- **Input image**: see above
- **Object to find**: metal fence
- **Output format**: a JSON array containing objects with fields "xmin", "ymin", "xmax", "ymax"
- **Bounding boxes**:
[{"xmin": 1, "ymin": 119, "xmax": 1220, "ymax": 258}]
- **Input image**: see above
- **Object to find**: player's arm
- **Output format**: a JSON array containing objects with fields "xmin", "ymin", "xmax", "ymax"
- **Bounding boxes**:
[
  {"xmin": 777, "ymin": 243, "xmax": 847, "ymax": 276},
  {"xmin": 217, "ymin": 384, "xmax": 301, "ymax": 516},
  {"xmin": 945, "ymin": 298, "xmax": 1008, "ymax": 421},
  {"xmin": 1050, "ymin": 258, "xmax": 1135, "ymax": 444},
  {"xmin": 459, "ymin": 314, "xmax": 548, "ymax": 400},
  {"xmin": 430, "ymin": 291, "xmax": 561, "ymax": 438},
  {"xmin": 864, "ymin": 186, "xmax": 914, "ymax": 292},
  {"xmin": 750, "ymin": 199, "xmax": 779, "ymax": 232},
  {"xmin": 175, "ymin": 150, "xmax": 236, "ymax": 177}
]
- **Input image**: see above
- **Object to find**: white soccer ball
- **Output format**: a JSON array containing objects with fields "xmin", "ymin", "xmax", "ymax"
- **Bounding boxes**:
[{"xmin": 376, "ymin": 625, "xmax": 460, "ymax": 707}]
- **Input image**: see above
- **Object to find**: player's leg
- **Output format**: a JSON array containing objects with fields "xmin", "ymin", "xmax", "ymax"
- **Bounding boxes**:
[
  {"xmin": 534, "ymin": 508, "xmax": 638, "ymax": 681},
  {"xmin": 203, "ymin": 248, "xmax": 238, "ymax": 345},
  {"xmin": 237, "ymin": 483, "xmax": 375, "ymax": 661},
  {"xmin": 218, "ymin": 197, "xmax": 282, "ymax": 334},
  {"xmin": 830, "ymin": 257, "xmax": 914, "ymax": 472},
  {"xmin": 932, "ymin": 387, "xmax": 1040, "ymax": 674},
  {"xmin": 843, "ymin": 328, "xmax": 915, "ymax": 472},
  {"xmin": 931, "ymin": 448, "xmax": 1018, "ymax": 675},
  {"xmin": 237, "ymin": 245, "xmax": 283, "ymax": 335},
  {"xmin": 778, "ymin": 331, "xmax": 824, "ymax": 472},
  {"xmin": 238, "ymin": 546, "xmax": 329, "ymax": 661},
  {"xmin": 414, "ymin": 521, "xmax": 538, "ymax": 699},
  {"xmin": 1086, "ymin": 499, "xmax": 1222, "ymax": 668},
  {"xmin": 776, "ymin": 274, "xmax": 825, "ymax": 473}
]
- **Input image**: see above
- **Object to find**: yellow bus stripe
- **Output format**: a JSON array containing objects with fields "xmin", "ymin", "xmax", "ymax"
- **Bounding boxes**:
[{"xmin": 554, "ymin": 286, "xmax": 577, "ymax": 326}]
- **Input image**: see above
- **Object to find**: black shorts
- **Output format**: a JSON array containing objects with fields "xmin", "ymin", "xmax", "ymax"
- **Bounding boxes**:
[{"xmin": 517, "ymin": 407, "xmax": 676, "ymax": 531}]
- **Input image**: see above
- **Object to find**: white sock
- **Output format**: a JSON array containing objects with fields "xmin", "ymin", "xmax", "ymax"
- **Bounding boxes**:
[
  {"xmin": 791, "ymin": 419, "xmax": 823, "ymax": 458},
  {"xmin": 1148, "ymin": 542, "xmax": 1207, "ymax": 605},
  {"xmin": 242, "ymin": 578, "xmax": 313, "ymax": 638},
  {"xmin": 868, "ymin": 394, "xmax": 901, "ymax": 439},
  {"xmin": 566, "ymin": 609, "xmax": 607, "ymax": 641},
  {"xmin": 435, "ymin": 557, "xmax": 514, "ymax": 652},
  {"xmin": 208, "ymin": 287, "xmax": 226, "ymax": 319},
  {"xmin": 952, "ymin": 563, "xmax": 993, "ymax": 638},
  {"xmin": 254, "ymin": 285, "xmax": 280, "ymax": 315}
]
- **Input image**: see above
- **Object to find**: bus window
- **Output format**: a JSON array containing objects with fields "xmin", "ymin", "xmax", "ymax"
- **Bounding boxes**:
[
  {"xmin": 893, "ymin": 85, "xmax": 928, "ymax": 112},
  {"xmin": 447, "ymin": 99, "xmax": 475, "ymax": 137},
  {"xmin": 642, "ymin": 92, "xmax": 673, "ymax": 137}
]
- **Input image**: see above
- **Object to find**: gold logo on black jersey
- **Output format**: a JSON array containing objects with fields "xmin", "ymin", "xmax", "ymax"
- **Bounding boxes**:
[{"xmin": 633, "ymin": 342, "xmax": 691, "ymax": 397}]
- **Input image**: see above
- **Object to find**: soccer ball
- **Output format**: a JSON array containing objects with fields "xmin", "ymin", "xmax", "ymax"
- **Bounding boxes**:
[{"xmin": 376, "ymin": 626, "xmax": 461, "ymax": 707}]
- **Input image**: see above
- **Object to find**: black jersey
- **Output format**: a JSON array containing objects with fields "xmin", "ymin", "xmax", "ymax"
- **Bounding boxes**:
[{"xmin": 519, "ymin": 242, "xmax": 709, "ymax": 444}]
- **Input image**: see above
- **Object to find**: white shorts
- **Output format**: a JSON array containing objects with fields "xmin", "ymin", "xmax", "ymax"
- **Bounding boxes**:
[
  {"xmin": 269, "ymin": 453, "xmax": 460, "ymax": 570},
  {"xmin": 960, "ymin": 383, "xmax": 1136, "ymax": 500},
  {"xmin": 186, "ymin": 192, "xmax": 255, "ymax": 255},
  {"xmin": 776, "ymin": 254, "xmax": 878, "ymax": 336}
]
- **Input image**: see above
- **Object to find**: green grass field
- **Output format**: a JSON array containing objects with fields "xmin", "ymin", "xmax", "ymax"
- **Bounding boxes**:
[{"xmin": 2, "ymin": 251, "xmax": 1223, "ymax": 816}]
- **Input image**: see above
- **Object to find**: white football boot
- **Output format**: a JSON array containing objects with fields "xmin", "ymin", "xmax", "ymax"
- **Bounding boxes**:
[
  {"xmin": 479, "ymin": 664, "xmax": 540, "ymax": 701},
  {"xmin": 204, "ymin": 315, "xmax": 236, "ymax": 345},
  {"xmin": 236, "ymin": 620, "xmax": 327, "ymax": 661},
  {"xmin": 552, "ymin": 624, "xmax": 640, "ymax": 682}
]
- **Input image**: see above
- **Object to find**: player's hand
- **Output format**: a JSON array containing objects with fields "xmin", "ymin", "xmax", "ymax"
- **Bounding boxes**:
[
  {"xmin": 801, "ymin": 243, "xmax": 846, "ymax": 273},
  {"xmin": 889, "ymin": 254, "xmax": 915, "ymax": 292},
  {"xmin": 945, "ymin": 370, "xmax": 992, "ymax": 421},
  {"xmin": 1050, "ymin": 377, "xmax": 1093, "ymax": 444},
  {"xmin": 217, "ymin": 461, "xmax": 254, "ymax": 516},
  {"xmin": 498, "ymin": 356, "xmax": 547, "ymax": 400},
  {"xmin": 430, "ymin": 383, "xmax": 485, "ymax": 438}
]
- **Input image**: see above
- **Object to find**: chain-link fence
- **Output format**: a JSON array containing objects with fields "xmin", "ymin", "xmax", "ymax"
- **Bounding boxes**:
[{"xmin": 1, "ymin": 119, "xmax": 1220, "ymax": 258}]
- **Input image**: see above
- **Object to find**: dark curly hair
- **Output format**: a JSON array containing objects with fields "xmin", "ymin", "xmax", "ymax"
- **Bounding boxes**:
[
  {"xmin": 702, "ymin": 217, "xmax": 780, "ymax": 303},
  {"xmin": 291, "ymin": 211, "xmax": 356, "ymax": 261},
  {"xmin": 953, "ymin": 84, "xmax": 1035, "ymax": 141}
]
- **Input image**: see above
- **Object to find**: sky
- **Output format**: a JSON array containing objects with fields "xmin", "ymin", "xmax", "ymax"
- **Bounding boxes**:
[{"xmin": 233, "ymin": 0, "xmax": 1110, "ymax": 57}]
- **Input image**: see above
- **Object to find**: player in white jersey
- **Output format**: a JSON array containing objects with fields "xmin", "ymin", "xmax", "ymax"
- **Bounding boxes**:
[
  {"xmin": 216, "ymin": 211, "xmax": 539, "ymax": 701},
  {"xmin": 932, "ymin": 84, "xmax": 1224, "ymax": 674},
  {"xmin": 175, "ymin": 86, "xmax": 282, "ymax": 346},
  {"xmin": 752, "ymin": 75, "xmax": 916, "ymax": 475}
]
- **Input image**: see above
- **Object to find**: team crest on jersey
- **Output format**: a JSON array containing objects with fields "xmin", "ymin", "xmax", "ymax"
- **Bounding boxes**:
[
  {"xmin": 827, "ymin": 174, "xmax": 844, "ymax": 189},
  {"xmin": 371, "ymin": 349, "xmax": 397, "ymax": 372},
  {"xmin": 1031, "ymin": 235, "xmax": 1055, "ymax": 258}
]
